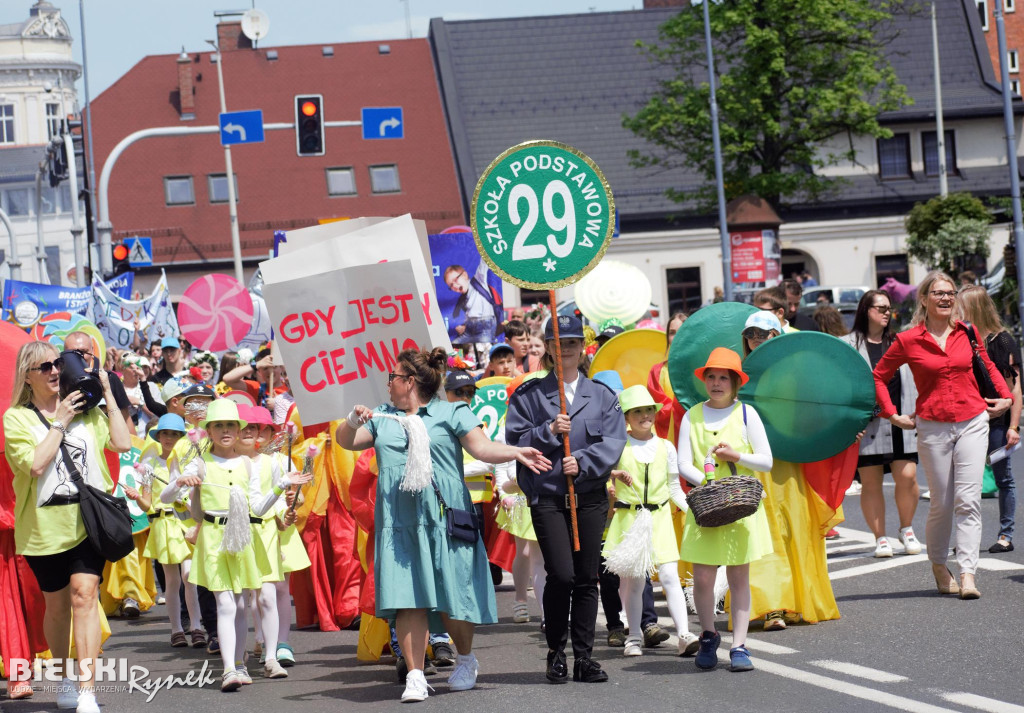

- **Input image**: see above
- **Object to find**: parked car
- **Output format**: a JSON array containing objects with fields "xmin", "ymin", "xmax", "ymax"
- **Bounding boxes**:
[{"xmin": 802, "ymin": 286, "xmax": 870, "ymax": 307}]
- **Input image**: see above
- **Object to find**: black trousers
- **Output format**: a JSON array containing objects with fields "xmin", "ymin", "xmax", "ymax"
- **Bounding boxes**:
[
  {"xmin": 600, "ymin": 565, "xmax": 658, "ymax": 631},
  {"xmin": 531, "ymin": 491, "xmax": 607, "ymax": 659}
]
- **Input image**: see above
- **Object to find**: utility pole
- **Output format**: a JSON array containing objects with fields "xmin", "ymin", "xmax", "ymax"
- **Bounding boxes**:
[
  {"xmin": 994, "ymin": 2, "xmax": 1024, "ymax": 323},
  {"xmin": 207, "ymin": 39, "xmax": 244, "ymax": 283},
  {"xmin": 931, "ymin": 3, "xmax": 948, "ymax": 197}
]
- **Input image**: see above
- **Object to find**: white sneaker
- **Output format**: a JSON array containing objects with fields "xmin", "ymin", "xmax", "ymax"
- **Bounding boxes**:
[
  {"xmin": 447, "ymin": 653, "xmax": 478, "ymax": 692},
  {"xmin": 122, "ymin": 597, "xmax": 140, "ymax": 618},
  {"xmin": 75, "ymin": 691, "xmax": 99, "ymax": 713},
  {"xmin": 677, "ymin": 631, "xmax": 700, "ymax": 656},
  {"xmin": 874, "ymin": 537, "xmax": 893, "ymax": 558},
  {"xmin": 623, "ymin": 639, "xmax": 643, "ymax": 657},
  {"xmin": 921, "ymin": 490, "xmax": 931, "ymax": 500},
  {"xmin": 401, "ymin": 669, "xmax": 433, "ymax": 702},
  {"xmin": 263, "ymin": 659, "xmax": 288, "ymax": 679},
  {"xmin": 899, "ymin": 527, "xmax": 922, "ymax": 555},
  {"xmin": 56, "ymin": 678, "xmax": 79, "ymax": 709},
  {"xmin": 845, "ymin": 481, "xmax": 862, "ymax": 496}
]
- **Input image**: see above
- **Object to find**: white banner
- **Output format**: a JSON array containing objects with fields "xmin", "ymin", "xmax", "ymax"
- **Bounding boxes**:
[
  {"xmin": 90, "ymin": 271, "xmax": 180, "ymax": 350},
  {"xmin": 260, "ymin": 215, "xmax": 449, "ymax": 352},
  {"xmin": 261, "ymin": 259, "xmax": 432, "ymax": 425}
]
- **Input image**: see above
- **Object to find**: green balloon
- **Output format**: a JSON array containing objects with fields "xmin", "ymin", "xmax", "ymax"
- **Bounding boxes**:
[
  {"xmin": 668, "ymin": 302, "xmax": 758, "ymax": 410},
  {"xmin": 739, "ymin": 332, "xmax": 874, "ymax": 463}
]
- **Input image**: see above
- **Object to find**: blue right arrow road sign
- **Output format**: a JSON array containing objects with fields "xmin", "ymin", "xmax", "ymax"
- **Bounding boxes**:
[{"xmin": 361, "ymin": 107, "xmax": 404, "ymax": 140}]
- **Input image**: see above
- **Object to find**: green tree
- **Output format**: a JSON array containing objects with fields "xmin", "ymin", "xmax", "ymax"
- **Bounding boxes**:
[
  {"xmin": 904, "ymin": 193, "xmax": 992, "ymax": 272},
  {"xmin": 624, "ymin": 0, "xmax": 912, "ymax": 210}
]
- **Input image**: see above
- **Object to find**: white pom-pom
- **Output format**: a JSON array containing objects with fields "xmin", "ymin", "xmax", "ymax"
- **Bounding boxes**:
[
  {"xmin": 713, "ymin": 565, "xmax": 730, "ymax": 614},
  {"xmin": 603, "ymin": 507, "xmax": 656, "ymax": 580},
  {"xmin": 220, "ymin": 485, "xmax": 253, "ymax": 554},
  {"xmin": 373, "ymin": 413, "xmax": 433, "ymax": 493}
]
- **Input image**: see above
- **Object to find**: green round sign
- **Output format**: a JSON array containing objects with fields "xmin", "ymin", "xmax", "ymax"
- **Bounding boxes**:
[
  {"xmin": 471, "ymin": 379, "xmax": 510, "ymax": 440},
  {"xmin": 471, "ymin": 140, "xmax": 615, "ymax": 289}
]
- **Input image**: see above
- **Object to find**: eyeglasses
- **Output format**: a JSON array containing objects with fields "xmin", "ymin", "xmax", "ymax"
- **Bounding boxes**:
[
  {"xmin": 388, "ymin": 372, "xmax": 413, "ymax": 384},
  {"xmin": 453, "ymin": 387, "xmax": 476, "ymax": 399},
  {"xmin": 30, "ymin": 358, "xmax": 64, "ymax": 373},
  {"xmin": 869, "ymin": 304, "xmax": 892, "ymax": 313},
  {"xmin": 743, "ymin": 328, "xmax": 771, "ymax": 340},
  {"xmin": 929, "ymin": 290, "xmax": 957, "ymax": 299}
]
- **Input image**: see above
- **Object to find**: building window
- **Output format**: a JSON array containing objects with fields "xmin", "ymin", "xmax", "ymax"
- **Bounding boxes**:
[
  {"xmin": 1013, "ymin": 80, "xmax": 1022, "ymax": 95},
  {"xmin": 163, "ymin": 176, "xmax": 195, "ymax": 206},
  {"xmin": 922, "ymin": 130, "xmax": 958, "ymax": 177},
  {"xmin": 878, "ymin": 134, "xmax": 912, "ymax": 179},
  {"xmin": 369, "ymin": 164, "xmax": 400, "ymax": 194},
  {"xmin": 875, "ymin": 254, "xmax": 910, "ymax": 288},
  {"xmin": 1010, "ymin": 50, "xmax": 1020, "ymax": 73},
  {"xmin": 0, "ymin": 105, "xmax": 14, "ymax": 144},
  {"xmin": 1007, "ymin": 0, "xmax": 1016, "ymax": 13},
  {"xmin": 39, "ymin": 186, "xmax": 58, "ymax": 214},
  {"xmin": 207, "ymin": 173, "xmax": 238, "ymax": 204},
  {"xmin": 46, "ymin": 103, "xmax": 61, "ymax": 139},
  {"xmin": 326, "ymin": 167, "xmax": 357, "ymax": 196},
  {"xmin": 3, "ymin": 188, "xmax": 30, "ymax": 216},
  {"xmin": 666, "ymin": 266, "xmax": 703, "ymax": 315},
  {"xmin": 978, "ymin": 0, "xmax": 990, "ymax": 29}
]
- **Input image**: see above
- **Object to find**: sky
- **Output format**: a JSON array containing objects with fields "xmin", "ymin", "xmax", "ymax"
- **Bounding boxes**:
[{"xmin": 32, "ymin": 0, "xmax": 640, "ymax": 102}]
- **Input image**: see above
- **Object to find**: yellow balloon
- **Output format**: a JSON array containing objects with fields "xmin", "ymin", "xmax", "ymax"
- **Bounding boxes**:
[{"xmin": 588, "ymin": 329, "xmax": 667, "ymax": 389}]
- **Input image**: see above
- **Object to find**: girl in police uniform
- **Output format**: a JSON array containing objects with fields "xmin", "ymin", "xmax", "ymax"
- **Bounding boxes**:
[
  {"xmin": 603, "ymin": 385, "xmax": 698, "ymax": 657},
  {"xmin": 168, "ymin": 399, "xmax": 310, "ymax": 692}
]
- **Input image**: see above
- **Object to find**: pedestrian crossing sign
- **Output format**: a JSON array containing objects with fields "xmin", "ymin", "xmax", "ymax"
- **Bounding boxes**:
[{"xmin": 126, "ymin": 237, "xmax": 153, "ymax": 267}]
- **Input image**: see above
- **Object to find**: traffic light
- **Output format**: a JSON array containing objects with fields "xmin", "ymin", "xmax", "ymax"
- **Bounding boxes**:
[
  {"xmin": 294, "ymin": 95, "xmax": 324, "ymax": 156},
  {"xmin": 48, "ymin": 136, "xmax": 68, "ymax": 187},
  {"xmin": 112, "ymin": 242, "xmax": 131, "ymax": 276}
]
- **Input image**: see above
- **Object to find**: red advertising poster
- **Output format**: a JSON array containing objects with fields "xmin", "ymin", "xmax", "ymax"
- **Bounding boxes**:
[{"xmin": 731, "ymin": 230, "xmax": 766, "ymax": 283}]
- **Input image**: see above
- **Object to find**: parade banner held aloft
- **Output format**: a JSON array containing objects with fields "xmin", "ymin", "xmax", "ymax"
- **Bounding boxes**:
[
  {"xmin": 262, "ymin": 259, "xmax": 432, "ymax": 426},
  {"xmin": 2, "ymin": 274, "xmax": 133, "ymax": 328},
  {"xmin": 471, "ymin": 140, "xmax": 615, "ymax": 550},
  {"xmin": 91, "ymin": 272, "xmax": 179, "ymax": 350},
  {"xmin": 471, "ymin": 376, "xmax": 511, "ymax": 440},
  {"xmin": 429, "ymin": 232, "xmax": 505, "ymax": 347}
]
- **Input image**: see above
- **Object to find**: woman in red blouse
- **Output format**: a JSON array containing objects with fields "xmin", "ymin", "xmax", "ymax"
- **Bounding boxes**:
[{"xmin": 873, "ymin": 271, "xmax": 1011, "ymax": 600}]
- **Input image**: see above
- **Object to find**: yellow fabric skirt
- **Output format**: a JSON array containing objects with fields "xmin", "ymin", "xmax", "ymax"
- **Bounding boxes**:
[
  {"xmin": 603, "ymin": 504, "xmax": 679, "ymax": 565},
  {"xmin": 280, "ymin": 523, "xmax": 311, "ymax": 574},
  {"xmin": 252, "ymin": 518, "xmax": 284, "ymax": 583},
  {"xmin": 141, "ymin": 511, "xmax": 193, "ymax": 565},
  {"xmin": 680, "ymin": 500, "xmax": 773, "ymax": 566},
  {"xmin": 189, "ymin": 520, "xmax": 268, "ymax": 593},
  {"xmin": 741, "ymin": 461, "xmax": 840, "ymax": 624},
  {"xmin": 101, "ymin": 531, "xmax": 157, "ymax": 614},
  {"xmin": 495, "ymin": 497, "xmax": 536, "ymax": 541}
]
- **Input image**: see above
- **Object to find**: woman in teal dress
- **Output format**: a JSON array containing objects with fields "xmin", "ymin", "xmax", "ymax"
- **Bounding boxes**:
[{"xmin": 337, "ymin": 347, "xmax": 550, "ymax": 703}]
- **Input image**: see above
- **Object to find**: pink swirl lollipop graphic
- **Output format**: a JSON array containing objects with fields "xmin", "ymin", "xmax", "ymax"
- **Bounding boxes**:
[{"xmin": 178, "ymin": 274, "xmax": 254, "ymax": 351}]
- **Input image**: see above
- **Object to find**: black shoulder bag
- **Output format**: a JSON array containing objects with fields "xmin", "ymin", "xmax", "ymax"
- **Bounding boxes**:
[
  {"xmin": 961, "ymin": 322, "xmax": 1000, "ymax": 400},
  {"xmin": 430, "ymin": 478, "xmax": 481, "ymax": 543},
  {"xmin": 31, "ymin": 406, "xmax": 135, "ymax": 562}
]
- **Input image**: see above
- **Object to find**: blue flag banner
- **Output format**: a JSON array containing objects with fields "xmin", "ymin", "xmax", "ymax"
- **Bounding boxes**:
[
  {"xmin": 2, "ymin": 274, "xmax": 134, "ymax": 327},
  {"xmin": 428, "ymin": 232, "xmax": 505, "ymax": 346}
]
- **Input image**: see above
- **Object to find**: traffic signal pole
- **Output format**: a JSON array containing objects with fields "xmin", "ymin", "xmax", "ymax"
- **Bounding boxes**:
[
  {"xmin": 209, "ymin": 44, "xmax": 244, "ymax": 283},
  {"xmin": 64, "ymin": 132, "xmax": 87, "ymax": 287},
  {"xmin": 95, "ymin": 119, "xmax": 358, "ymax": 275}
]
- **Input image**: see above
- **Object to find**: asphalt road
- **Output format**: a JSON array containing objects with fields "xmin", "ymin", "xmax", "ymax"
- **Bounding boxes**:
[{"xmin": 3, "ymin": 454, "xmax": 1023, "ymax": 713}]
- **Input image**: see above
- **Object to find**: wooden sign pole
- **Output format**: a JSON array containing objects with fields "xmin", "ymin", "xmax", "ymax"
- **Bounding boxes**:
[{"xmin": 549, "ymin": 290, "xmax": 580, "ymax": 551}]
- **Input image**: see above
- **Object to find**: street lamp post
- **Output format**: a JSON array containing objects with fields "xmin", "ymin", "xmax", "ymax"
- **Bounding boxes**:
[{"xmin": 207, "ymin": 40, "xmax": 245, "ymax": 283}]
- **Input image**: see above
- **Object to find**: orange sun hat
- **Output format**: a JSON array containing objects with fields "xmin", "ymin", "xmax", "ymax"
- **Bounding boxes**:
[{"xmin": 694, "ymin": 347, "xmax": 749, "ymax": 386}]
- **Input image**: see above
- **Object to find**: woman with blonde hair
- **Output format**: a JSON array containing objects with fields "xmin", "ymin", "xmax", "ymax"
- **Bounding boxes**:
[
  {"xmin": 873, "ymin": 272, "xmax": 1011, "ymax": 599},
  {"xmin": 4, "ymin": 341, "xmax": 132, "ymax": 713},
  {"xmin": 958, "ymin": 285, "xmax": 1021, "ymax": 554}
]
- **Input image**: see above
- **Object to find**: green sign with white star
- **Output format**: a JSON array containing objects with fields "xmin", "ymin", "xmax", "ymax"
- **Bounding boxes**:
[{"xmin": 470, "ymin": 140, "xmax": 615, "ymax": 290}]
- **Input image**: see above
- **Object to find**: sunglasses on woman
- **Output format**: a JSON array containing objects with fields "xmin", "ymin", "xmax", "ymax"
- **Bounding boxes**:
[
  {"xmin": 742, "ymin": 328, "xmax": 771, "ymax": 340},
  {"xmin": 453, "ymin": 387, "xmax": 476, "ymax": 399},
  {"xmin": 388, "ymin": 372, "xmax": 413, "ymax": 384},
  {"xmin": 30, "ymin": 358, "xmax": 64, "ymax": 373}
]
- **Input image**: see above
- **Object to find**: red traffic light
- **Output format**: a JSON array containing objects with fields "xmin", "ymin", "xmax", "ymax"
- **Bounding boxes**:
[
  {"xmin": 113, "ymin": 244, "xmax": 130, "ymax": 261},
  {"xmin": 301, "ymin": 101, "xmax": 319, "ymax": 117}
]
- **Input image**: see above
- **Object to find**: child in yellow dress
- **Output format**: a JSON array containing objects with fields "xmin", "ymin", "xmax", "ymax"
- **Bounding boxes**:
[
  {"xmin": 678, "ymin": 349, "xmax": 774, "ymax": 673},
  {"xmin": 137, "ymin": 414, "xmax": 202, "ymax": 647},
  {"xmin": 168, "ymin": 400, "xmax": 310, "ymax": 692}
]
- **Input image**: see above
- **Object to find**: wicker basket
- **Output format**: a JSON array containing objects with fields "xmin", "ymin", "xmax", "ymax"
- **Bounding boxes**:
[{"xmin": 687, "ymin": 475, "xmax": 764, "ymax": 528}]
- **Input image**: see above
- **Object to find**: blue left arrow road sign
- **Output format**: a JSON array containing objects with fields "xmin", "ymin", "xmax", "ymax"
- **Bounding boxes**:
[{"xmin": 219, "ymin": 110, "xmax": 265, "ymax": 146}]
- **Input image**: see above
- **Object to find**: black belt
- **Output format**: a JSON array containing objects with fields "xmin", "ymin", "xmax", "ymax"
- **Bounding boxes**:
[
  {"xmin": 204, "ymin": 513, "xmax": 263, "ymax": 525},
  {"xmin": 148, "ymin": 510, "xmax": 172, "ymax": 521},
  {"xmin": 614, "ymin": 500, "xmax": 667, "ymax": 511},
  {"xmin": 536, "ymin": 489, "xmax": 607, "ymax": 510},
  {"xmin": 45, "ymin": 493, "xmax": 81, "ymax": 506}
]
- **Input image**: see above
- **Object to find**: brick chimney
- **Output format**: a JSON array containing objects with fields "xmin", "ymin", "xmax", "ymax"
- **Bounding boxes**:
[
  {"xmin": 217, "ymin": 21, "xmax": 252, "ymax": 51},
  {"xmin": 177, "ymin": 50, "xmax": 195, "ymax": 120}
]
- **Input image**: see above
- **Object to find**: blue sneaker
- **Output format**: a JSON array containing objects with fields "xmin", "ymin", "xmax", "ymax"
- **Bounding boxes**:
[
  {"xmin": 695, "ymin": 630, "xmax": 721, "ymax": 670},
  {"xmin": 729, "ymin": 645, "xmax": 754, "ymax": 672}
]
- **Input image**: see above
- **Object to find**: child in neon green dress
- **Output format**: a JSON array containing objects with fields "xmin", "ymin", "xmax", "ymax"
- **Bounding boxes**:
[{"xmin": 678, "ymin": 349, "xmax": 773, "ymax": 674}]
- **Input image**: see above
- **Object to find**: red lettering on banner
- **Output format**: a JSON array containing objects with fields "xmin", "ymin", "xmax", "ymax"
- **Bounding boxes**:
[
  {"xmin": 300, "ymin": 355, "xmax": 326, "ymax": 392},
  {"xmin": 361, "ymin": 298, "xmax": 380, "ymax": 325},
  {"xmin": 319, "ymin": 352, "xmax": 335, "ymax": 385},
  {"xmin": 302, "ymin": 312, "xmax": 319, "ymax": 336},
  {"xmin": 394, "ymin": 294, "xmax": 414, "ymax": 323},
  {"xmin": 340, "ymin": 299, "xmax": 365, "ymax": 339},
  {"xmin": 419, "ymin": 292, "xmax": 433, "ymax": 325},
  {"xmin": 316, "ymin": 306, "xmax": 335, "ymax": 334},
  {"xmin": 353, "ymin": 341, "xmax": 385, "ymax": 378},
  {"xmin": 280, "ymin": 306, "xmax": 337, "ymax": 344},
  {"xmin": 329, "ymin": 347, "xmax": 358, "ymax": 385},
  {"xmin": 280, "ymin": 314, "xmax": 303, "ymax": 343},
  {"xmin": 378, "ymin": 295, "xmax": 399, "ymax": 324}
]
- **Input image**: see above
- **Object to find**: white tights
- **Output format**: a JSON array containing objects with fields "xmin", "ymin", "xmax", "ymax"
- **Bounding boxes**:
[
  {"xmin": 215, "ymin": 590, "xmax": 247, "ymax": 673},
  {"xmin": 620, "ymin": 563, "xmax": 690, "ymax": 644},
  {"xmin": 246, "ymin": 582, "xmax": 281, "ymax": 661},
  {"xmin": 694, "ymin": 563, "xmax": 750, "ymax": 646},
  {"xmin": 512, "ymin": 537, "xmax": 546, "ymax": 616},
  {"xmin": 162, "ymin": 560, "xmax": 201, "ymax": 633}
]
